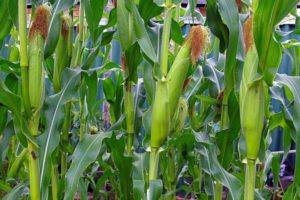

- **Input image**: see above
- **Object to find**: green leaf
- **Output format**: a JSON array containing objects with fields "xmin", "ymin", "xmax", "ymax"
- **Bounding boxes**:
[
  {"xmin": 149, "ymin": 180, "xmax": 163, "ymax": 200},
  {"xmin": 39, "ymin": 68, "xmax": 81, "ymax": 199},
  {"xmin": 170, "ymin": 19, "xmax": 184, "ymax": 45},
  {"xmin": 117, "ymin": 0, "xmax": 134, "ymax": 50},
  {"xmin": 0, "ymin": 57, "xmax": 20, "ymax": 75},
  {"xmin": 84, "ymin": 72, "xmax": 98, "ymax": 118},
  {"xmin": 85, "ymin": 0, "xmax": 106, "ymax": 42},
  {"xmin": 64, "ymin": 132, "xmax": 112, "ymax": 200},
  {"xmin": 274, "ymin": 74, "xmax": 300, "ymax": 185},
  {"xmin": 44, "ymin": 0, "xmax": 76, "ymax": 58},
  {"xmin": 103, "ymin": 77, "xmax": 116, "ymax": 103},
  {"xmin": 206, "ymin": 0, "xmax": 229, "ymax": 53},
  {"xmin": 253, "ymin": 0, "xmax": 298, "ymax": 84},
  {"xmin": 0, "ymin": 121, "xmax": 14, "ymax": 164},
  {"xmin": 8, "ymin": 0, "xmax": 18, "ymax": 28},
  {"xmin": 105, "ymin": 134, "xmax": 133, "ymax": 200},
  {"xmin": 195, "ymin": 131, "xmax": 243, "ymax": 200},
  {"xmin": 125, "ymin": 42, "xmax": 143, "ymax": 83},
  {"xmin": 138, "ymin": 0, "xmax": 163, "ymax": 22},
  {"xmin": 271, "ymin": 154, "xmax": 280, "ymax": 192},
  {"xmin": 3, "ymin": 182, "xmax": 27, "ymax": 200},
  {"xmin": 0, "ymin": 0, "xmax": 13, "ymax": 41},
  {"xmin": 0, "ymin": 80, "xmax": 36, "ymax": 147},
  {"xmin": 131, "ymin": 3, "xmax": 158, "ymax": 63},
  {"xmin": 100, "ymin": 31, "xmax": 115, "ymax": 46}
]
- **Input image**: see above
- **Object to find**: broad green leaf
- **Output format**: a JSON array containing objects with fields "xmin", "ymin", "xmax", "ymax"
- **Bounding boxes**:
[
  {"xmin": 0, "ymin": 122, "xmax": 14, "ymax": 164},
  {"xmin": 194, "ymin": 131, "xmax": 243, "ymax": 200},
  {"xmin": 103, "ymin": 77, "xmax": 116, "ymax": 103},
  {"xmin": 133, "ymin": 180, "xmax": 146, "ymax": 200},
  {"xmin": 100, "ymin": 31, "xmax": 115, "ymax": 46},
  {"xmin": 0, "ymin": 57, "xmax": 20, "ymax": 75},
  {"xmin": 0, "ymin": 0, "xmax": 13, "ymax": 41},
  {"xmin": 8, "ymin": 0, "xmax": 18, "ymax": 28},
  {"xmin": 84, "ymin": 72, "xmax": 98, "ymax": 119},
  {"xmin": 64, "ymin": 132, "xmax": 112, "ymax": 200},
  {"xmin": 274, "ymin": 74, "xmax": 300, "ymax": 185},
  {"xmin": 0, "ymin": 80, "xmax": 36, "ymax": 147},
  {"xmin": 44, "ymin": 0, "xmax": 76, "ymax": 58},
  {"xmin": 170, "ymin": 19, "xmax": 184, "ymax": 45},
  {"xmin": 105, "ymin": 134, "xmax": 133, "ymax": 200},
  {"xmin": 206, "ymin": 0, "xmax": 229, "ymax": 53},
  {"xmin": 125, "ymin": 42, "xmax": 143, "ymax": 83},
  {"xmin": 3, "ymin": 182, "xmax": 27, "ymax": 200},
  {"xmin": 117, "ymin": 0, "xmax": 134, "ymax": 50},
  {"xmin": 131, "ymin": 2, "xmax": 158, "ymax": 63},
  {"xmin": 149, "ymin": 180, "xmax": 163, "ymax": 200},
  {"xmin": 253, "ymin": 0, "xmax": 298, "ymax": 84},
  {"xmin": 271, "ymin": 154, "xmax": 280, "ymax": 192},
  {"xmin": 39, "ymin": 68, "xmax": 81, "ymax": 199},
  {"xmin": 138, "ymin": 1, "xmax": 163, "ymax": 22},
  {"xmin": 85, "ymin": 0, "xmax": 106, "ymax": 42}
]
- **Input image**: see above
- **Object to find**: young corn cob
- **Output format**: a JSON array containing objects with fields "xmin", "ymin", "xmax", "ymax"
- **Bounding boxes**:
[
  {"xmin": 240, "ymin": 16, "xmax": 265, "ymax": 200},
  {"xmin": 240, "ymin": 16, "xmax": 264, "ymax": 161},
  {"xmin": 167, "ymin": 25, "xmax": 208, "ymax": 120},
  {"xmin": 171, "ymin": 97, "xmax": 188, "ymax": 135},
  {"xmin": 150, "ymin": 79, "xmax": 170, "ymax": 149},
  {"xmin": 28, "ymin": 4, "xmax": 50, "ymax": 114},
  {"xmin": 53, "ymin": 15, "xmax": 71, "ymax": 93}
]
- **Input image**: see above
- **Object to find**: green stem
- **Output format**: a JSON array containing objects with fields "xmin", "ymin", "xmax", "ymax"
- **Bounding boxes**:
[
  {"xmin": 174, "ymin": 4, "xmax": 180, "ymax": 56},
  {"xmin": 193, "ymin": 162, "xmax": 202, "ymax": 196},
  {"xmin": 214, "ymin": 182, "xmax": 223, "ymax": 200},
  {"xmin": 160, "ymin": 7, "xmax": 173, "ymax": 76},
  {"xmin": 127, "ymin": 134, "xmax": 133, "ymax": 155},
  {"xmin": 244, "ymin": 159, "xmax": 256, "ymax": 200},
  {"xmin": 51, "ymin": 165, "xmax": 58, "ymax": 200},
  {"xmin": 79, "ymin": 99, "xmax": 86, "ymax": 141},
  {"xmin": 166, "ymin": 147, "xmax": 176, "ymax": 200},
  {"xmin": 18, "ymin": 0, "xmax": 31, "ymax": 116},
  {"xmin": 28, "ymin": 115, "xmax": 40, "ymax": 200},
  {"xmin": 214, "ymin": 94, "xmax": 229, "ymax": 200},
  {"xmin": 149, "ymin": 147, "xmax": 159, "ymax": 180},
  {"xmin": 124, "ymin": 81, "xmax": 135, "ymax": 155},
  {"xmin": 70, "ymin": 0, "xmax": 84, "ymax": 68},
  {"xmin": 61, "ymin": 102, "xmax": 71, "ymax": 176}
]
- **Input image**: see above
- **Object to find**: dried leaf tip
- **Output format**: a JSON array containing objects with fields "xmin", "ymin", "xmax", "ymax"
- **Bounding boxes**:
[
  {"xmin": 61, "ymin": 15, "xmax": 71, "ymax": 40},
  {"xmin": 29, "ymin": 4, "xmax": 51, "ymax": 40},
  {"xmin": 243, "ymin": 15, "xmax": 254, "ymax": 53},
  {"xmin": 187, "ymin": 25, "xmax": 209, "ymax": 65}
]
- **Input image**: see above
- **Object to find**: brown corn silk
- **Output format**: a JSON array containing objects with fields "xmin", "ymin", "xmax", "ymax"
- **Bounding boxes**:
[
  {"xmin": 29, "ymin": 5, "xmax": 50, "ymax": 40},
  {"xmin": 243, "ymin": 16, "xmax": 254, "ymax": 53}
]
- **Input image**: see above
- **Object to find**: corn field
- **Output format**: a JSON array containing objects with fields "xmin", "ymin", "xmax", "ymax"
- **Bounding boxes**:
[{"xmin": 0, "ymin": 0, "xmax": 300, "ymax": 199}]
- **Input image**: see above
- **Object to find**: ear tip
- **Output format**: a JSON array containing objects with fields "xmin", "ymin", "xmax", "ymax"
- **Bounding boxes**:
[{"xmin": 29, "ymin": 4, "xmax": 51, "ymax": 40}]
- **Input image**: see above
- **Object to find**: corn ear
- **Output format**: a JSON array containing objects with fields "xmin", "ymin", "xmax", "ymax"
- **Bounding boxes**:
[
  {"xmin": 53, "ymin": 15, "xmax": 71, "ymax": 93},
  {"xmin": 167, "ymin": 26, "xmax": 208, "ymax": 119},
  {"xmin": 239, "ymin": 46, "xmax": 265, "ymax": 160},
  {"xmin": 150, "ymin": 79, "xmax": 170, "ymax": 148},
  {"xmin": 241, "ymin": 80, "xmax": 264, "ymax": 160},
  {"xmin": 171, "ymin": 97, "xmax": 188, "ymax": 135},
  {"xmin": 28, "ymin": 4, "xmax": 50, "ymax": 114}
]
